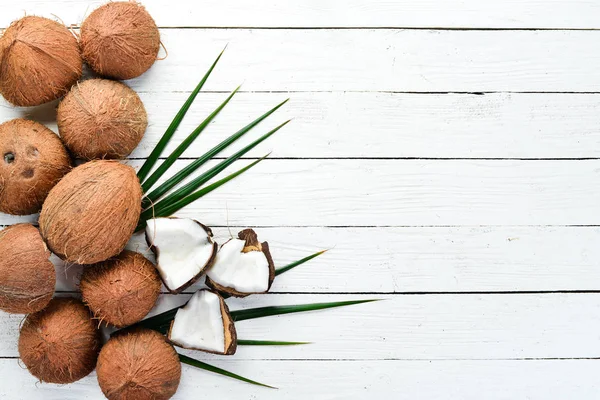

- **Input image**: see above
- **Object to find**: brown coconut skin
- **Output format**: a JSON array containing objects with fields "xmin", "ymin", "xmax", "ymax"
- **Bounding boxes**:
[
  {"xmin": 18, "ymin": 297, "xmax": 100, "ymax": 384},
  {"xmin": 81, "ymin": 2, "xmax": 160, "ymax": 80},
  {"xmin": 0, "ymin": 16, "xmax": 82, "ymax": 106},
  {"xmin": 0, "ymin": 224, "xmax": 55, "ymax": 314},
  {"xmin": 39, "ymin": 160, "xmax": 142, "ymax": 264},
  {"xmin": 97, "ymin": 328, "xmax": 181, "ymax": 400},
  {"xmin": 206, "ymin": 229, "xmax": 276, "ymax": 298},
  {"xmin": 57, "ymin": 79, "xmax": 148, "ymax": 160},
  {"xmin": 0, "ymin": 119, "xmax": 71, "ymax": 215},
  {"xmin": 81, "ymin": 250, "xmax": 161, "ymax": 328}
]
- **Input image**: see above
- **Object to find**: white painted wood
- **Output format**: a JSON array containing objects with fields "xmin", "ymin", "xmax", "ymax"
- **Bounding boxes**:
[
  {"xmin": 2, "ymin": 293, "xmax": 600, "ymax": 360},
  {"xmin": 2, "ymin": 358, "xmax": 599, "ymax": 400},
  {"xmin": 3, "ymin": 0, "xmax": 600, "ymax": 29},
  {"xmin": 1, "ymin": 159, "xmax": 597, "ymax": 226},
  {"xmin": 10, "ymin": 92, "xmax": 600, "ymax": 159}
]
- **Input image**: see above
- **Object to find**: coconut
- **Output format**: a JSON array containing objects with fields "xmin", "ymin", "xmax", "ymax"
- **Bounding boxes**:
[
  {"xmin": 0, "ymin": 224, "xmax": 55, "ymax": 314},
  {"xmin": 206, "ymin": 229, "xmax": 275, "ymax": 297},
  {"xmin": 0, "ymin": 16, "xmax": 82, "ymax": 106},
  {"xmin": 145, "ymin": 218, "xmax": 218, "ymax": 294},
  {"xmin": 0, "ymin": 119, "xmax": 71, "ymax": 215},
  {"xmin": 80, "ymin": 250, "xmax": 161, "ymax": 327},
  {"xmin": 57, "ymin": 79, "xmax": 148, "ymax": 160},
  {"xmin": 18, "ymin": 297, "xmax": 100, "ymax": 384},
  {"xmin": 39, "ymin": 160, "xmax": 142, "ymax": 264},
  {"xmin": 80, "ymin": 2, "xmax": 160, "ymax": 80},
  {"xmin": 97, "ymin": 328, "xmax": 181, "ymax": 400},
  {"xmin": 168, "ymin": 289, "xmax": 237, "ymax": 355}
]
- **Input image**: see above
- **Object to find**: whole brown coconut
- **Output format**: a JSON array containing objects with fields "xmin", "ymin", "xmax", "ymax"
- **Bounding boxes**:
[
  {"xmin": 0, "ymin": 119, "xmax": 71, "ymax": 215},
  {"xmin": 39, "ymin": 160, "xmax": 142, "ymax": 264},
  {"xmin": 81, "ymin": 250, "xmax": 161, "ymax": 327},
  {"xmin": 97, "ymin": 328, "xmax": 181, "ymax": 400},
  {"xmin": 0, "ymin": 16, "xmax": 82, "ymax": 106},
  {"xmin": 0, "ymin": 224, "xmax": 55, "ymax": 313},
  {"xmin": 57, "ymin": 79, "xmax": 148, "ymax": 160},
  {"xmin": 18, "ymin": 297, "xmax": 100, "ymax": 384},
  {"xmin": 81, "ymin": 2, "xmax": 160, "ymax": 80}
]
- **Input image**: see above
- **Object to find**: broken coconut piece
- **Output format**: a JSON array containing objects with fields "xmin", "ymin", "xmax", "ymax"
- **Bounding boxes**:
[
  {"xmin": 145, "ymin": 218, "xmax": 217, "ymax": 293},
  {"xmin": 206, "ymin": 229, "xmax": 275, "ymax": 297},
  {"xmin": 168, "ymin": 289, "xmax": 237, "ymax": 355}
]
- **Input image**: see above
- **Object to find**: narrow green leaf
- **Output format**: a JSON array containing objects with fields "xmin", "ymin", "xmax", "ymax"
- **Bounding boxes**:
[
  {"xmin": 143, "ymin": 100, "xmax": 289, "ymax": 206},
  {"xmin": 137, "ymin": 47, "xmax": 226, "ymax": 182},
  {"xmin": 144, "ymin": 119, "xmax": 289, "ymax": 213},
  {"xmin": 179, "ymin": 354, "xmax": 276, "ymax": 389},
  {"xmin": 137, "ymin": 155, "xmax": 268, "ymax": 230},
  {"xmin": 141, "ymin": 86, "xmax": 240, "ymax": 195},
  {"xmin": 231, "ymin": 299, "xmax": 380, "ymax": 322},
  {"xmin": 275, "ymin": 249, "xmax": 328, "ymax": 277},
  {"xmin": 238, "ymin": 339, "xmax": 310, "ymax": 346}
]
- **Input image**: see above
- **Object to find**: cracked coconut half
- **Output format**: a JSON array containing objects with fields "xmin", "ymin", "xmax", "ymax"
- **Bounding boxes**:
[
  {"xmin": 167, "ymin": 289, "xmax": 237, "ymax": 355},
  {"xmin": 206, "ymin": 229, "xmax": 275, "ymax": 297},
  {"xmin": 145, "ymin": 218, "xmax": 217, "ymax": 293}
]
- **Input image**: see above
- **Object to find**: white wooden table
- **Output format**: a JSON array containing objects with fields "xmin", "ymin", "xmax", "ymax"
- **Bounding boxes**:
[{"xmin": 2, "ymin": 1, "xmax": 600, "ymax": 398}]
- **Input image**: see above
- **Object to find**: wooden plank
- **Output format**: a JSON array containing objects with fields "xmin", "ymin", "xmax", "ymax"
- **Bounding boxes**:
[
  {"xmin": 3, "ymin": 0, "xmax": 600, "ymax": 29},
  {"xmin": 47, "ymin": 226, "xmax": 600, "ymax": 293},
  {"xmin": 1, "ymin": 358, "xmax": 599, "ymax": 399},
  {"xmin": 2, "ymin": 293, "xmax": 600, "ymax": 359},
  {"xmin": 13, "ymin": 92, "xmax": 600, "ymax": 159},
  {"xmin": 2, "ymin": 159, "xmax": 599, "ymax": 227}
]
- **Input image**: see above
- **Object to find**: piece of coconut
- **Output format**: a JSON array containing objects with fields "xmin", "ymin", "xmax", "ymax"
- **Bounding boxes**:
[
  {"xmin": 97, "ymin": 328, "xmax": 181, "ymax": 400},
  {"xmin": 146, "ymin": 218, "xmax": 218, "ymax": 293},
  {"xmin": 206, "ymin": 229, "xmax": 275, "ymax": 297},
  {"xmin": 18, "ymin": 297, "xmax": 100, "ymax": 384},
  {"xmin": 168, "ymin": 289, "xmax": 237, "ymax": 355}
]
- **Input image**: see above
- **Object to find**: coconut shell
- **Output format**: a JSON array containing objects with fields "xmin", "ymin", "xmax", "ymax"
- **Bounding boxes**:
[
  {"xmin": 0, "ymin": 224, "xmax": 55, "ymax": 314},
  {"xmin": 57, "ymin": 79, "xmax": 148, "ymax": 160},
  {"xmin": 39, "ymin": 160, "xmax": 142, "ymax": 264},
  {"xmin": 81, "ymin": 2, "xmax": 160, "ymax": 80},
  {"xmin": 18, "ymin": 297, "xmax": 100, "ymax": 384},
  {"xmin": 206, "ymin": 229, "xmax": 276, "ymax": 298},
  {"xmin": 81, "ymin": 250, "xmax": 161, "ymax": 328},
  {"xmin": 0, "ymin": 16, "xmax": 82, "ymax": 106},
  {"xmin": 0, "ymin": 119, "xmax": 71, "ymax": 215},
  {"xmin": 97, "ymin": 328, "xmax": 181, "ymax": 400}
]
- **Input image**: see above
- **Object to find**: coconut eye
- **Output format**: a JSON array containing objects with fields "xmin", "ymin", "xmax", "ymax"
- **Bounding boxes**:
[{"xmin": 4, "ymin": 153, "xmax": 15, "ymax": 164}]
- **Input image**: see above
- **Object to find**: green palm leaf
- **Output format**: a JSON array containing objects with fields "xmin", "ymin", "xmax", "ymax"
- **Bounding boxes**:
[
  {"xmin": 238, "ymin": 340, "xmax": 310, "ymax": 346},
  {"xmin": 179, "ymin": 354, "xmax": 276, "ymax": 389},
  {"xmin": 137, "ymin": 48, "xmax": 225, "ymax": 182},
  {"xmin": 275, "ymin": 249, "xmax": 328, "ymax": 277}
]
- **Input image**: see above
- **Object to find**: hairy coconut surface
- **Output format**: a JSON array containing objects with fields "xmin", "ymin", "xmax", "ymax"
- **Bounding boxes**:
[
  {"xmin": 0, "ymin": 224, "xmax": 55, "ymax": 314},
  {"xmin": 97, "ymin": 328, "xmax": 181, "ymax": 400},
  {"xmin": 206, "ymin": 229, "xmax": 275, "ymax": 297},
  {"xmin": 0, "ymin": 16, "xmax": 82, "ymax": 106},
  {"xmin": 18, "ymin": 297, "xmax": 100, "ymax": 384},
  {"xmin": 39, "ymin": 160, "xmax": 142, "ymax": 264},
  {"xmin": 81, "ymin": 2, "xmax": 160, "ymax": 80},
  {"xmin": 0, "ymin": 119, "xmax": 71, "ymax": 215},
  {"xmin": 168, "ymin": 289, "xmax": 237, "ymax": 355},
  {"xmin": 81, "ymin": 250, "xmax": 161, "ymax": 328},
  {"xmin": 57, "ymin": 79, "xmax": 147, "ymax": 160}
]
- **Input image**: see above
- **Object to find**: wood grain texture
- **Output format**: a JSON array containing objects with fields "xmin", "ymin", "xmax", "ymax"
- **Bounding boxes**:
[
  {"xmin": 10, "ymin": 92, "xmax": 600, "ymax": 159},
  {"xmin": 3, "ymin": 0, "xmax": 600, "ymax": 29}
]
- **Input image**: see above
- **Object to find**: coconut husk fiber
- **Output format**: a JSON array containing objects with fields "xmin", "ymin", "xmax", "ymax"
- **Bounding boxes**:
[
  {"xmin": 39, "ymin": 160, "xmax": 142, "ymax": 264},
  {"xmin": 97, "ymin": 328, "xmax": 181, "ymax": 400},
  {"xmin": 81, "ymin": 250, "xmax": 161, "ymax": 327},
  {"xmin": 0, "ymin": 223, "xmax": 55, "ymax": 314},
  {"xmin": 81, "ymin": 2, "xmax": 160, "ymax": 80},
  {"xmin": 18, "ymin": 297, "xmax": 100, "ymax": 384},
  {"xmin": 58, "ymin": 79, "xmax": 148, "ymax": 160},
  {"xmin": 0, "ymin": 16, "xmax": 82, "ymax": 106}
]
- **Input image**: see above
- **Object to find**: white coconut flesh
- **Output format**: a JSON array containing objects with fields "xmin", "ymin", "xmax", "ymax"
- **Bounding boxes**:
[
  {"xmin": 146, "ymin": 218, "xmax": 216, "ymax": 292},
  {"xmin": 169, "ymin": 290, "xmax": 229, "ymax": 353},
  {"xmin": 207, "ymin": 239, "xmax": 271, "ymax": 293}
]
